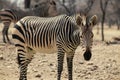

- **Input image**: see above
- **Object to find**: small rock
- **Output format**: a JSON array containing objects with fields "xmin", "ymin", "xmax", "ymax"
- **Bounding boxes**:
[
  {"xmin": 35, "ymin": 74, "xmax": 41, "ymax": 78},
  {"xmin": 32, "ymin": 68, "xmax": 38, "ymax": 72},
  {"xmin": 0, "ymin": 54, "xmax": 4, "ymax": 60},
  {"xmin": 93, "ymin": 65, "xmax": 98, "ymax": 70},
  {"xmin": 85, "ymin": 76, "xmax": 89, "ymax": 79},
  {"xmin": 113, "ymin": 60, "xmax": 116, "ymax": 63},
  {"xmin": 88, "ymin": 65, "xmax": 98, "ymax": 71},
  {"xmin": 51, "ymin": 70, "xmax": 55, "ymax": 72},
  {"xmin": 79, "ymin": 62, "xmax": 84, "ymax": 64},
  {"xmin": 49, "ymin": 63, "xmax": 54, "ymax": 66},
  {"xmin": 87, "ymin": 63, "xmax": 94, "ymax": 65}
]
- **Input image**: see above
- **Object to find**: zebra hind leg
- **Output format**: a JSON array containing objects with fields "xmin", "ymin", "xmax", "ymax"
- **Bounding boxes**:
[
  {"xmin": 66, "ymin": 52, "xmax": 74, "ymax": 80},
  {"xmin": 2, "ymin": 23, "xmax": 11, "ymax": 43},
  {"xmin": 17, "ymin": 47, "xmax": 35, "ymax": 80},
  {"xmin": 57, "ymin": 48, "xmax": 65, "ymax": 80},
  {"xmin": 5, "ymin": 26, "xmax": 11, "ymax": 44},
  {"xmin": 2, "ymin": 25, "xmax": 7, "ymax": 43}
]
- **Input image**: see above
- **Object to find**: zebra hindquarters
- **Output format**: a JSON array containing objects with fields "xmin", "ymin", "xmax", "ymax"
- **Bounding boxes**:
[{"xmin": 12, "ymin": 24, "xmax": 35, "ymax": 80}]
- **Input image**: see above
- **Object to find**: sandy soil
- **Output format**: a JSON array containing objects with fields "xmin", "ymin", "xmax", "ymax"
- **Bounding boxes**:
[{"xmin": 0, "ymin": 24, "xmax": 120, "ymax": 80}]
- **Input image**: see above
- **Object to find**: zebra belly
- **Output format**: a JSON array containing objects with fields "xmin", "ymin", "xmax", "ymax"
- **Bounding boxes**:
[{"xmin": 32, "ymin": 44, "xmax": 58, "ymax": 54}]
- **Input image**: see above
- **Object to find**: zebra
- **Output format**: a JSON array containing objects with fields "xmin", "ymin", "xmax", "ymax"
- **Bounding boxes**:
[
  {"xmin": 0, "ymin": 0, "xmax": 57, "ymax": 44},
  {"xmin": 12, "ymin": 14, "xmax": 97, "ymax": 80}
]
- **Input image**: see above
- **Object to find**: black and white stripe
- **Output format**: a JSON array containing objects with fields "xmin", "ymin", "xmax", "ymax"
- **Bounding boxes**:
[{"xmin": 12, "ymin": 14, "xmax": 97, "ymax": 80}]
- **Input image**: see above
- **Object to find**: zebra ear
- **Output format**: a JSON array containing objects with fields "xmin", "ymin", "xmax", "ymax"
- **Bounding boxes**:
[
  {"xmin": 76, "ymin": 15, "xmax": 82, "ymax": 26},
  {"xmin": 90, "ymin": 15, "xmax": 97, "ymax": 26}
]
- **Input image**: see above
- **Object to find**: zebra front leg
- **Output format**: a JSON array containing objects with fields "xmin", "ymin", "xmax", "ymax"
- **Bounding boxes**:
[
  {"xmin": 17, "ymin": 47, "xmax": 34, "ymax": 80},
  {"xmin": 66, "ymin": 52, "xmax": 74, "ymax": 80},
  {"xmin": 57, "ymin": 49, "xmax": 65, "ymax": 80}
]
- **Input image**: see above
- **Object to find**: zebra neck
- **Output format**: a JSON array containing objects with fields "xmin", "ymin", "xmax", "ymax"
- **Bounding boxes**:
[{"xmin": 70, "ymin": 30, "xmax": 80, "ymax": 47}]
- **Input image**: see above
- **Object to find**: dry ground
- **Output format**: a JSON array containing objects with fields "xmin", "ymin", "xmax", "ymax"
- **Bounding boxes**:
[{"xmin": 0, "ymin": 24, "xmax": 120, "ymax": 80}]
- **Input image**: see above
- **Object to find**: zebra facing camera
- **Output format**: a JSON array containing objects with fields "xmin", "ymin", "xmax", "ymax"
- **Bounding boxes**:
[{"xmin": 83, "ymin": 49, "xmax": 92, "ymax": 61}]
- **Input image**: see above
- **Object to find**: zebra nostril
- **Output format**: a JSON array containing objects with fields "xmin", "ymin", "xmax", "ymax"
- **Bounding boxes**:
[
  {"xmin": 83, "ymin": 49, "xmax": 92, "ymax": 61},
  {"xmin": 80, "ymin": 36, "xmax": 83, "ymax": 38}
]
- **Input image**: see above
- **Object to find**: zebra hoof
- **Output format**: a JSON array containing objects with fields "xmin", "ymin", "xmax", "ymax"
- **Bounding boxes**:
[{"xmin": 83, "ymin": 49, "xmax": 92, "ymax": 61}]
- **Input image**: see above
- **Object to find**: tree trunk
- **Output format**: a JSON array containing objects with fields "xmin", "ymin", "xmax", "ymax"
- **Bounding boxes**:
[
  {"xmin": 24, "ymin": 0, "xmax": 31, "ymax": 9},
  {"xmin": 101, "ymin": 11, "xmax": 105, "ymax": 41},
  {"xmin": 117, "ymin": 24, "xmax": 120, "ymax": 30},
  {"xmin": 96, "ymin": 24, "xmax": 99, "ymax": 35},
  {"xmin": 100, "ymin": 0, "xmax": 110, "ymax": 41},
  {"xmin": 117, "ymin": 20, "xmax": 120, "ymax": 30},
  {"xmin": 68, "ymin": 0, "xmax": 75, "ymax": 15}
]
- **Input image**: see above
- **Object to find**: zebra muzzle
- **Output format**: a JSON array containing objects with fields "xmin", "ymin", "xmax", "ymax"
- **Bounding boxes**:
[{"xmin": 83, "ymin": 48, "xmax": 92, "ymax": 61}]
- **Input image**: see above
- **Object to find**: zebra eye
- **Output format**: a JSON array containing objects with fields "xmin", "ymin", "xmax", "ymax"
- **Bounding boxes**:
[
  {"xmin": 91, "ymin": 35, "xmax": 93, "ymax": 38},
  {"xmin": 81, "ymin": 23, "xmax": 84, "ymax": 26},
  {"xmin": 89, "ymin": 22, "xmax": 92, "ymax": 26},
  {"xmin": 91, "ymin": 33, "xmax": 94, "ymax": 38},
  {"xmin": 80, "ymin": 36, "xmax": 83, "ymax": 38}
]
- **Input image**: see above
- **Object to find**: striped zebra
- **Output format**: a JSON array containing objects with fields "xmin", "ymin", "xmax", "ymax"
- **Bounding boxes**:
[
  {"xmin": 12, "ymin": 14, "xmax": 97, "ymax": 80},
  {"xmin": 0, "ymin": 0, "xmax": 57, "ymax": 44}
]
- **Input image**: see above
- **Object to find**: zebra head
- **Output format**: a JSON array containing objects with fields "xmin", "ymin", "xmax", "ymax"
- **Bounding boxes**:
[{"xmin": 76, "ymin": 14, "xmax": 97, "ymax": 61}]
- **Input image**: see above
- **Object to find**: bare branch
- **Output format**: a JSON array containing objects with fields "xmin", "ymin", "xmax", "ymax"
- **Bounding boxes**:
[
  {"xmin": 100, "ymin": 0, "xmax": 110, "ymax": 12},
  {"xmin": 104, "ymin": 0, "xmax": 110, "ymax": 10},
  {"xmin": 57, "ymin": 0, "xmax": 70, "ymax": 15},
  {"xmin": 84, "ymin": 0, "xmax": 95, "ymax": 14},
  {"xmin": 100, "ymin": 0, "xmax": 104, "ymax": 11}
]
